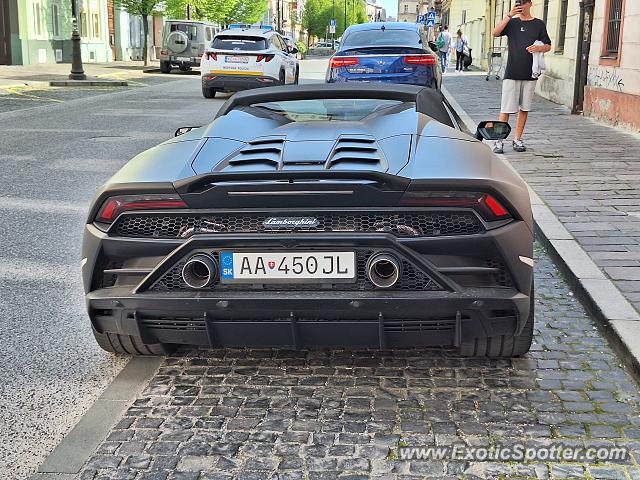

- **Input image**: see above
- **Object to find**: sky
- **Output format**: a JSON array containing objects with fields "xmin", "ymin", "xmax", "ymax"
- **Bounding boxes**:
[{"xmin": 381, "ymin": 0, "xmax": 398, "ymax": 18}]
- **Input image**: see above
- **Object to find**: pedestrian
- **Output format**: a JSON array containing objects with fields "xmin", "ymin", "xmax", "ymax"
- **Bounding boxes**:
[
  {"xmin": 435, "ymin": 25, "xmax": 452, "ymax": 73},
  {"xmin": 492, "ymin": 0, "xmax": 551, "ymax": 153},
  {"xmin": 455, "ymin": 29, "xmax": 468, "ymax": 73}
]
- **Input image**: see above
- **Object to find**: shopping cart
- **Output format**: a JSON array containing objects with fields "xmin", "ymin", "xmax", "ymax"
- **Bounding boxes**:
[{"xmin": 486, "ymin": 46, "xmax": 506, "ymax": 81}]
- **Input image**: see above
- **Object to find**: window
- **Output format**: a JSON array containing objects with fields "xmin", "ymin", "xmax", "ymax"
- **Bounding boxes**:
[
  {"xmin": 404, "ymin": 4, "xmax": 408, "ymax": 13},
  {"xmin": 32, "ymin": 2, "xmax": 42, "ymax": 37},
  {"xmin": 603, "ymin": 0, "xmax": 623, "ymax": 58},
  {"xmin": 80, "ymin": 12, "xmax": 88, "ymax": 37},
  {"xmin": 461, "ymin": 10, "xmax": 466, "ymax": 25},
  {"xmin": 92, "ymin": 13, "xmax": 100, "ymax": 38},
  {"xmin": 250, "ymin": 99, "xmax": 405, "ymax": 122},
  {"xmin": 205, "ymin": 27, "xmax": 212, "ymax": 42},
  {"xmin": 211, "ymin": 36, "xmax": 267, "ymax": 51},
  {"xmin": 52, "ymin": 3, "xmax": 60, "ymax": 37},
  {"xmin": 543, "ymin": 0, "xmax": 549, "ymax": 24},
  {"xmin": 341, "ymin": 29, "xmax": 421, "ymax": 48},
  {"xmin": 556, "ymin": 0, "xmax": 568, "ymax": 53}
]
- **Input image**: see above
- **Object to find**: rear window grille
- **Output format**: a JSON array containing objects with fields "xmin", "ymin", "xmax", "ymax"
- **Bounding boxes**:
[
  {"xmin": 148, "ymin": 250, "xmax": 443, "ymax": 293},
  {"xmin": 112, "ymin": 211, "xmax": 484, "ymax": 239}
]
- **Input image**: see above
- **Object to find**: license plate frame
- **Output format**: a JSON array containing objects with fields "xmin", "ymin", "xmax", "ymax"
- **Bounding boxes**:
[
  {"xmin": 219, "ymin": 251, "xmax": 357, "ymax": 284},
  {"xmin": 177, "ymin": 56, "xmax": 191, "ymax": 62},
  {"xmin": 225, "ymin": 55, "xmax": 250, "ymax": 64}
]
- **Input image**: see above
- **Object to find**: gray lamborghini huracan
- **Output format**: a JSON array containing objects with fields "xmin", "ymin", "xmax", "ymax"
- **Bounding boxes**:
[{"xmin": 82, "ymin": 84, "xmax": 534, "ymax": 357}]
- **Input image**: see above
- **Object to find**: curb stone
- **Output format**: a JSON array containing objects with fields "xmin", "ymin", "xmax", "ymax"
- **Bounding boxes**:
[
  {"xmin": 442, "ymin": 85, "xmax": 640, "ymax": 379},
  {"xmin": 30, "ymin": 357, "xmax": 162, "ymax": 479}
]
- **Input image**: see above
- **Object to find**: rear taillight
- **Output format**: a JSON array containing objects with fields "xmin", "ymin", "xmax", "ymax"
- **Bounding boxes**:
[
  {"xmin": 256, "ymin": 54, "xmax": 275, "ymax": 62},
  {"xmin": 399, "ymin": 191, "xmax": 512, "ymax": 221},
  {"xmin": 95, "ymin": 194, "xmax": 187, "ymax": 223},
  {"xmin": 203, "ymin": 51, "xmax": 217, "ymax": 61},
  {"xmin": 403, "ymin": 55, "xmax": 438, "ymax": 65},
  {"xmin": 330, "ymin": 57, "xmax": 359, "ymax": 68},
  {"xmin": 160, "ymin": 50, "xmax": 168, "ymax": 55}
]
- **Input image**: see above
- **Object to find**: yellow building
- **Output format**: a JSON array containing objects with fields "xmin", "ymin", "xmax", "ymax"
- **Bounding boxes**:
[{"xmin": 441, "ymin": 0, "xmax": 489, "ymax": 68}]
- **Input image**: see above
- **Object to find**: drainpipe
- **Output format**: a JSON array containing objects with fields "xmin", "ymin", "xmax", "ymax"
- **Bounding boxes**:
[{"xmin": 572, "ymin": 0, "xmax": 595, "ymax": 114}]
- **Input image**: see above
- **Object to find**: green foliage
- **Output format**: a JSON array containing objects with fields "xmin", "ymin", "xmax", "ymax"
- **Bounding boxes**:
[
  {"xmin": 113, "ymin": 0, "xmax": 163, "ymax": 16},
  {"xmin": 165, "ymin": 0, "xmax": 269, "ymax": 25},
  {"xmin": 295, "ymin": 40, "xmax": 307, "ymax": 54},
  {"xmin": 302, "ymin": 0, "xmax": 366, "ymax": 39}
]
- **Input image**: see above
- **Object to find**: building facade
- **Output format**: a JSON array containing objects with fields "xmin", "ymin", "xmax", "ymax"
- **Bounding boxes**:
[
  {"xmin": 0, "ymin": 0, "xmax": 112, "ymax": 65},
  {"xmin": 398, "ymin": 0, "xmax": 429, "ymax": 23},
  {"xmin": 442, "ymin": 0, "xmax": 488, "ymax": 68},
  {"xmin": 584, "ymin": 0, "xmax": 639, "ymax": 130}
]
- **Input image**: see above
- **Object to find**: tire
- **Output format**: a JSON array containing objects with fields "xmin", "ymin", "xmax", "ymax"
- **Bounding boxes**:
[
  {"xmin": 458, "ymin": 281, "xmax": 535, "ymax": 358},
  {"xmin": 92, "ymin": 327, "xmax": 175, "ymax": 356},
  {"xmin": 294, "ymin": 68, "xmax": 299, "ymax": 84},
  {"xmin": 279, "ymin": 70, "xmax": 286, "ymax": 85},
  {"xmin": 202, "ymin": 87, "xmax": 216, "ymax": 99},
  {"xmin": 160, "ymin": 61, "xmax": 171, "ymax": 74}
]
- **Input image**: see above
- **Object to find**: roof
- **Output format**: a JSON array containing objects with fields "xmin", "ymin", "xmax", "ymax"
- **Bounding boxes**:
[
  {"xmin": 216, "ymin": 28, "xmax": 276, "ymax": 38},
  {"xmin": 345, "ymin": 22, "xmax": 421, "ymax": 32}
]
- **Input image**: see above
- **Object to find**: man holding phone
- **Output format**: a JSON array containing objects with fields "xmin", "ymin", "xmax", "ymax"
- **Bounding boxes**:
[{"xmin": 492, "ymin": 0, "xmax": 551, "ymax": 153}]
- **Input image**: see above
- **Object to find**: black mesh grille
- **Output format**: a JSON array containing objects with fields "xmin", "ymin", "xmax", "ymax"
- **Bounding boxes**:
[
  {"xmin": 99, "ymin": 258, "xmax": 124, "ymax": 288},
  {"xmin": 149, "ymin": 250, "xmax": 442, "ymax": 292},
  {"xmin": 486, "ymin": 258, "xmax": 514, "ymax": 287},
  {"xmin": 112, "ymin": 211, "xmax": 483, "ymax": 239}
]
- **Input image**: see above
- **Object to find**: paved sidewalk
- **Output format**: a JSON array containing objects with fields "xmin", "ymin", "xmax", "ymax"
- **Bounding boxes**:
[
  {"xmin": 445, "ymin": 72, "xmax": 640, "ymax": 315},
  {"xmin": 0, "ymin": 61, "xmax": 163, "ymax": 88}
]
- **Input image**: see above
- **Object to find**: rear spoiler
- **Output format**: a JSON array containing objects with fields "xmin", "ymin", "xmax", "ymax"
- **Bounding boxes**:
[
  {"xmin": 174, "ymin": 170, "xmax": 411, "ymax": 194},
  {"xmin": 173, "ymin": 171, "xmax": 411, "ymax": 209}
]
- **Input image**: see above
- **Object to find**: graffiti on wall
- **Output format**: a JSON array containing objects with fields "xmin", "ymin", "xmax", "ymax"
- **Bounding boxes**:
[{"xmin": 588, "ymin": 67, "xmax": 625, "ymax": 92}]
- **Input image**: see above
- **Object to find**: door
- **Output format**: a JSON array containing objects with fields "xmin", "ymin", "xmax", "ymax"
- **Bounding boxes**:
[
  {"xmin": 572, "ymin": 0, "xmax": 595, "ymax": 113},
  {"xmin": 0, "ymin": 0, "xmax": 11, "ymax": 65}
]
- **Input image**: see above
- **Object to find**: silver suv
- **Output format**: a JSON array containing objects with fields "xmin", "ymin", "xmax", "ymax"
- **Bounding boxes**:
[{"xmin": 159, "ymin": 20, "xmax": 220, "ymax": 73}]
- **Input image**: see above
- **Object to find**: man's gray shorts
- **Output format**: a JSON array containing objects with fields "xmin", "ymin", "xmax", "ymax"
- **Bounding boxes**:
[{"xmin": 501, "ymin": 79, "xmax": 537, "ymax": 114}]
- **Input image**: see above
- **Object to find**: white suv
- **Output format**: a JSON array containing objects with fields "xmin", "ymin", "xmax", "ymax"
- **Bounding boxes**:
[{"xmin": 201, "ymin": 28, "xmax": 299, "ymax": 98}]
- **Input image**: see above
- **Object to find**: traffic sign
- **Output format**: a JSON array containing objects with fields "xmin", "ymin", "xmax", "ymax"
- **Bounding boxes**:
[
  {"xmin": 329, "ymin": 19, "xmax": 336, "ymax": 27},
  {"xmin": 416, "ymin": 14, "xmax": 425, "ymax": 23},
  {"xmin": 426, "ymin": 11, "xmax": 436, "ymax": 27},
  {"xmin": 329, "ymin": 25, "xmax": 336, "ymax": 34}
]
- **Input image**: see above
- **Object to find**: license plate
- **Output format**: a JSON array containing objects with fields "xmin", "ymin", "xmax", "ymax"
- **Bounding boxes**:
[
  {"xmin": 220, "ymin": 251, "xmax": 356, "ymax": 283},
  {"xmin": 177, "ymin": 56, "xmax": 190, "ymax": 62},
  {"xmin": 225, "ymin": 56, "xmax": 249, "ymax": 63}
]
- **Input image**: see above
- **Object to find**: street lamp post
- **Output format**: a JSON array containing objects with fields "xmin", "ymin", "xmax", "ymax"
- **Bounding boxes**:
[{"xmin": 69, "ymin": 0, "xmax": 86, "ymax": 80}]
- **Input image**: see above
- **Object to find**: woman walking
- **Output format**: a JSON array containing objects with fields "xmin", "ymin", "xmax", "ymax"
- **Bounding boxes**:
[{"xmin": 455, "ymin": 29, "xmax": 468, "ymax": 73}]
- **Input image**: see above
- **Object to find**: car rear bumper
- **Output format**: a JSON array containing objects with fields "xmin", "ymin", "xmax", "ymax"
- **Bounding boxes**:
[
  {"xmin": 202, "ymin": 74, "xmax": 280, "ymax": 91},
  {"xmin": 88, "ymin": 287, "xmax": 530, "ymax": 348},
  {"xmin": 327, "ymin": 68, "xmax": 439, "ymax": 87},
  {"xmin": 161, "ymin": 55, "xmax": 201, "ymax": 67}
]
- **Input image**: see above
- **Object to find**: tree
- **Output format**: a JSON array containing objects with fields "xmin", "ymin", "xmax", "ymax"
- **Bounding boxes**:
[
  {"xmin": 114, "ymin": 0, "xmax": 162, "ymax": 66},
  {"xmin": 165, "ymin": 0, "xmax": 268, "ymax": 25},
  {"xmin": 302, "ymin": 0, "xmax": 366, "ymax": 42}
]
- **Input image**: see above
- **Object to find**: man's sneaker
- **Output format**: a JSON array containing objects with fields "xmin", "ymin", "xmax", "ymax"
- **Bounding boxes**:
[
  {"xmin": 493, "ymin": 140, "xmax": 504, "ymax": 154},
  {"xmin": 512, "ymin": 138, "xmax": 526, "ymax": 152}
]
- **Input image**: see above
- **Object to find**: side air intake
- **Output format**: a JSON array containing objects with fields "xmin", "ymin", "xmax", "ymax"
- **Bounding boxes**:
[{"xmin": 226, "ymin": 136, "xmax": 284, "ymax": 169}]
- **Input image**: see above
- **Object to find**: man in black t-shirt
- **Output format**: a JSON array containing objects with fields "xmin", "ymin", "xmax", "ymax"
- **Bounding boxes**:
[{"xmin": 492, "ymin": 0, "xmax": 551, "ymax": 153}]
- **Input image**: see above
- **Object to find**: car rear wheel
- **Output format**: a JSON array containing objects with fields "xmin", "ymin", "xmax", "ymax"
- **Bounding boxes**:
[
  {"xmin": 202, "ymin": 87, "xmax": 217, "ymax": 98},
  {"xmin": 160, "ymin": 61, "xmax": 171, "ymax": 74},
  {"xmin": 279, "ymin": 70, "xmax": 286, "ymax": 85},
  {"xmin": 92, "ymin": 327, "xmax": 175, "ymax": 356},
  {"xmin": 294, "ymin": 68, "xmax": 299, "ymax": 84},
  {"xmin": 458, "ymin": 281, "xmax": 535, "ymax": 357}
]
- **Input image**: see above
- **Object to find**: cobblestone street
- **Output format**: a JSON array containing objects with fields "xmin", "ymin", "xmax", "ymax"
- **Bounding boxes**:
[{"xmin": 77, "ymin": 244, "xmax": 640, "ymax": 480}]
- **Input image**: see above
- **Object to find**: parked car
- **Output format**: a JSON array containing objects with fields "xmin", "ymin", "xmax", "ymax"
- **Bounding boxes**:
[
  {"xmin": 159, "ymin": 20, "xmax": 220, "ymax": 73},
  {"xmin": 326, "ymin": 22, "xmax": 441, "ymax": 89},
  {"xmin": 82, "ymin": 83, "xmax": 534, "ymax": 357},
  {"xmin": 200, "ymin": 28, "xmax": 299, "ymax": 98}
]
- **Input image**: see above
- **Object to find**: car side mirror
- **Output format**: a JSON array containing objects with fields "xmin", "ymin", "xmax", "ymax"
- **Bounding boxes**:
[
  {"xmin": 289, "ymin": 46, "xmax": 298, "ymax": 54},
  {"xmin": 475, "ymin": 121, "xmax": 511, "ymax": 141},
  {"xmin": 175, "ymin": 126, "xmax": 199, "ymax": 137}
]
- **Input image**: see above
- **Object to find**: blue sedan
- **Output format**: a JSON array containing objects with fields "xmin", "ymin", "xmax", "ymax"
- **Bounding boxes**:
[{"xmin": 326, "ymin": 22, "xmax": 442, "ymax": 89}]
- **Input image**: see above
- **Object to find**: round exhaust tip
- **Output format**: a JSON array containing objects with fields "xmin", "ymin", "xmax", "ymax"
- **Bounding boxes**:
[
  {"xmin": 182, "ymin": 254, "xmax": 217, "ymax": 289},
  {"xmin": 366, "ymin": 253, "xmax": 401, "ymax": 289}
]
